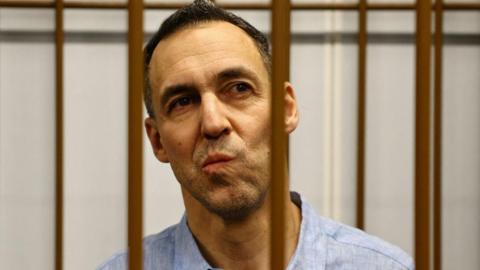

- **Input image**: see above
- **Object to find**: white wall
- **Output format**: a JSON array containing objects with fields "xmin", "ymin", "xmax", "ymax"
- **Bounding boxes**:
[
  {"xmin": 442, "ymin": 28, "xmax": 480, "ymax": 269},
  {"xmin": 1, "ymin": 3, "xmax": 479, "ymax": 270},
  {"xmin": 0, "ymin": 8, "xmax": 56, "ymax": 270}
]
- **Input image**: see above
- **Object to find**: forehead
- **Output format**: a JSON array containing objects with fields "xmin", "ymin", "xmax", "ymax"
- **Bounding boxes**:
[{"xmin": 149, "ymin": 21, "xmax": 268, "ymax": 93}]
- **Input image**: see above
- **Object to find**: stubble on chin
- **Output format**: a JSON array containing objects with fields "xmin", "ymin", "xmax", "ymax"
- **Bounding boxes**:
[
  {"xmin": 201, "ymin": 171, "xmax": 270, "ymax": 220},
  {"xmin": 177, "ymin": 165, "xmax": 269, "ymax": 221}
]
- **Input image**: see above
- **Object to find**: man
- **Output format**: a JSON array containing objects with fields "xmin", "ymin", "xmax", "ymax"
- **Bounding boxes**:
[{"xmin": 99, "ymin": 0, "xmax": 414, "ymax": 269}]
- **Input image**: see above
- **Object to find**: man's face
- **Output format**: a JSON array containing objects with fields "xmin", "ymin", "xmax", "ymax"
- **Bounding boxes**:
[{"xmin": 146, "ymin": 22, "xmax": 275, "ymax": 220}]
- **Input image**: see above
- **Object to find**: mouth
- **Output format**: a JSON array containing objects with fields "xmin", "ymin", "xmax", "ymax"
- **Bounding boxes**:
[{"xmin": 202, "ymin": 153, "xmax": 234, "ymax": 174}]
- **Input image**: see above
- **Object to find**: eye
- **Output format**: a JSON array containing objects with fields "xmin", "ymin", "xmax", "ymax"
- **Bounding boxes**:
[
  {"xmin": 167, "ymin": 95, "xmax": 195, "ymax": 113},
  {"xmin": 231, "ymin": 82, "xmax": 253, "ymax": 95}
]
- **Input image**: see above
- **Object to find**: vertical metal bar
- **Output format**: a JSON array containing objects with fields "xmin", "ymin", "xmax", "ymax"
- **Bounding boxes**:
[
  {"xmin": 433, "ymin": 0, "xmax": 444, "ymax": 269},
  {"xmin": 54, "ymin": 0, "xmax": 64, "ymax": 269},
  {"xmin": 270, "ymin": 0, "xmax": 290, "ymax": 269},
  {"xmin": 356, "ymin": 0, "xmax": 367, "ymax": 230},
  {"xmin": 128, "ymin": 0, "xmax": 144, "ymax": 269},
  {"xmin": 415, "ymin": 0, "xmax": 432, "ymax": 269}
]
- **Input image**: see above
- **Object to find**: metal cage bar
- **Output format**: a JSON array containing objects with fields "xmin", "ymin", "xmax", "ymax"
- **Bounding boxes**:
[
  {"xmin": 128, "ymin": 0, "xmax": 144, "ymax": 270},
  {"xmin": 270, "ymin": 1, "xmax": 290, "ymax": 269},
  {"xmin": 356, "ymin": 0, "xmax": 367, "ymax": 230},
  {"xmin": 54, "ymin": 0, "xmax": 64, "ymax": 270},
  {"xmin": 434, "ymin": 0, "xmax": 444, "ymax": 269},
  {"xmin": 415, "ymin": 0, "xmax": 433, "ymax": 269}
]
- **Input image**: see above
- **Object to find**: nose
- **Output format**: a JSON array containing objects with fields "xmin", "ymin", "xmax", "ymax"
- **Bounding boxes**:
[{"xmin": 200, "ymin": 94, "xmax": 231, "ymax": 140}]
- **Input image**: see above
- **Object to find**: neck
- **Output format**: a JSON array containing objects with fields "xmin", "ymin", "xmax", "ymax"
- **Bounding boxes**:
[{"xmin": 183, "ymin": 189, "xmax": 301, "ymax": 270}]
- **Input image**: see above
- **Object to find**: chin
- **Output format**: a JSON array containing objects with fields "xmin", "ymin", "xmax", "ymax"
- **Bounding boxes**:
[
  {"xmin": 195, "ymin": 182, "xmax": 268, "ymax": 221},
  {"xmin": 176, "ymin": 164, "xmax": 270, "ymax": 220},
  {"xmin": 205, "ymin": 190, "xmax": 267, "ymax": 221}
]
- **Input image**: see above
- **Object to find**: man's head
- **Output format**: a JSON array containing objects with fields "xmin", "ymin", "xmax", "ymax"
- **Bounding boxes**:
[
  {"xmin": 144, "ymin": 0, "xmax": 271, "ymax": 119},
  {"xmin": 144, "ymin": 0, "xmax": 298, "ymax": 221}
]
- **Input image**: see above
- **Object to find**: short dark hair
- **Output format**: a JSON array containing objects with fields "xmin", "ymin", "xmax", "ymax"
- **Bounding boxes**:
[{"xmin": 143, "ymin": 0, "xmax": 271, "ymax": 118}]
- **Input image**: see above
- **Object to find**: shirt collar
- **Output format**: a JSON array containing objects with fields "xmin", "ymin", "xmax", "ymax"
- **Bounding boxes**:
[
  {"xmin": 286, "ymin": 192, "xmax": 327, "ymax": 270},
  {"xmin": 173, "ymin": 192, "xmax": 326, "ymax": 270},
  {"xmin": 173, "ymin": 215, "xmax": 214, "ymax": 270}
]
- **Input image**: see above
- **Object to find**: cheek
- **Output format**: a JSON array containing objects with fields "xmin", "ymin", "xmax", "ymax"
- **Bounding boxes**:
[
  {"xmin": 241, "ymin": 113, "xmax": 271, "ymax": 149},
  {"xmin": 160, "ymin": 124, "xmax": 197, "ymax": 161},
  {"xmin": 163, "ymin": 137, "xmax": 191, "ymax": 162},
  {"xmin": 252, "ymin": 106, "xmax": 271, "ymax": 137}
]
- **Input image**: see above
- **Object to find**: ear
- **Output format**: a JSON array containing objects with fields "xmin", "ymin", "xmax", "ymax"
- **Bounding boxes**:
[
  {"xmin": 145, "ymin": 117, "xmax": 170, "ymax": 163},
  {"xmin": 284, "ymin": 82, "xmax": 299, "ymax": 134}
]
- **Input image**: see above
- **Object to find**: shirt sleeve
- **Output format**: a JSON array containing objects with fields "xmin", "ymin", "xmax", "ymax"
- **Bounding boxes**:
[{"xmin": 96, "ymin": 252, "xmax": 127, "ymax": 270}]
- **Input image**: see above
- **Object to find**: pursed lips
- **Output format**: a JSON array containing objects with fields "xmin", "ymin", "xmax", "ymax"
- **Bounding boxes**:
[{"xmin": 201, "ymin": 153, "xmax": 234, "ymax": 174}]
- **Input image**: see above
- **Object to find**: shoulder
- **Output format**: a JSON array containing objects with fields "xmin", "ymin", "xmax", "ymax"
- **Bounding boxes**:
[
  {"xmin": 96, "ymin": 224, "xmax": 178, "ymax": 270},
  {"xmin": 295, "ymin": 194, "xmax": 414, "ymax": 270},
  {"xmin": 318, "ymin": 216, "xmax": 414, "ymax": 270}
]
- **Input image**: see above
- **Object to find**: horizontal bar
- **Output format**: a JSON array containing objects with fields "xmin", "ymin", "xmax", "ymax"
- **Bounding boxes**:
[
  {"xmin": 2, "ymin": 0, "xmax": 480, "ymax": 10},
  {"xmin": 368, "ymin": 3, "xmax": 415, "ymax": 10},
  {"xmin": 66, "ymin": 1, "xmax": 126, "ymax": 9},
  {"xmin": 444, "ymin": 2, "xmax": 480, "ymax": 10},
  {"xmin": 274, "ymin": 2, "xmax": 357, "ymax": 10},
  {"xmin": 2, "ymin": 31, "xmax": 479, "ymax": 45},
  {"xmin": 0, "ymin": 0, "xmax": 54, "ymax": 8}
]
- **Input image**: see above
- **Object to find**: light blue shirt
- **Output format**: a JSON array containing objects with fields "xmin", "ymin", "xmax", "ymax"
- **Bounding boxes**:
[{"xmin": 98, "ymin": 193, "xmax": 414, "ymax": 270}]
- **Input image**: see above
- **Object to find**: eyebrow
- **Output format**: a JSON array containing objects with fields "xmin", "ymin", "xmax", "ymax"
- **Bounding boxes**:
[{"xmin": 216, "ymin": 66, "xmax": 260, "ymax": 85}]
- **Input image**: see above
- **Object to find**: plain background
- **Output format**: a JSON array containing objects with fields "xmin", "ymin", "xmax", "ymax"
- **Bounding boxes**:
[{"xmin": 1, "ymin": 0, "xmax": 479, "ymax": 269}]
